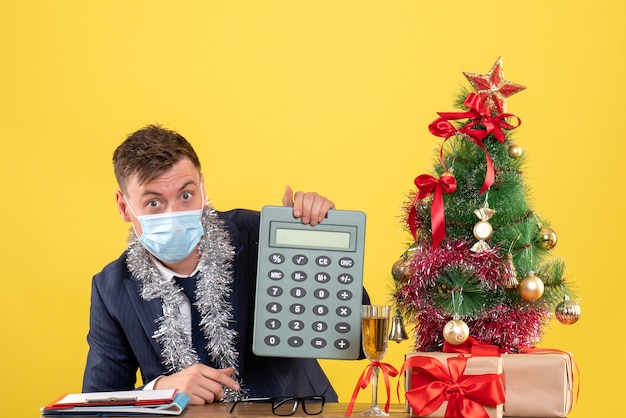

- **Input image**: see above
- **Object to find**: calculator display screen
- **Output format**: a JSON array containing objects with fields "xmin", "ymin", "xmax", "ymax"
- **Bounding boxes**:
[{"xmin": 275, "ymin": 228, "xmax": 351, "ymax": 249}]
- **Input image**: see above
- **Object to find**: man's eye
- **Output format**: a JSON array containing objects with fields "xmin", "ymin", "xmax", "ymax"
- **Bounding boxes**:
[
  {"xmin": 148, "ymin": 201, "xmax": 159, "ymax": 208},
  {"xmin": 182, "ymin": 192, "xmax": 192, "ymax": 200}
]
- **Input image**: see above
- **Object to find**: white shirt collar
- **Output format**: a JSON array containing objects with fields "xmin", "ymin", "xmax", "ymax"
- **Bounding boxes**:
[{"xmin": 150, "ymin": 255, "xmax": 200, "ymax": 280}]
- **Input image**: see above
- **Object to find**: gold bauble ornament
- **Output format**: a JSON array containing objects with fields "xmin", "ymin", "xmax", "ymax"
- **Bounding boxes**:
[
  {"xmin": 508, "ymin": 144, "xmax": 523, "ymax": 158},
  {"xmin": 536, "ymin": 226, "xmax": 558, "ymax": 250},
  {"xmin": 519, "ymin": 272, "xmax": 544, "ymax": 301},
  {"xmin": 555, "ymin": 296, "xmax": 581, "ymax": 325},
  {"xmin": 442, "ymin": 319, "xmax": 470, "ymax": 345},
  {"xmin": 391, "ymin": 258, "xmax": 411, "ymax": 283}
]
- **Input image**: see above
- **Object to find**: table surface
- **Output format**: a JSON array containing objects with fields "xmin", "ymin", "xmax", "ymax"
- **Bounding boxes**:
[{"xmin": 182, "ymin": 403, "xmax": 409, "ymax": 418}]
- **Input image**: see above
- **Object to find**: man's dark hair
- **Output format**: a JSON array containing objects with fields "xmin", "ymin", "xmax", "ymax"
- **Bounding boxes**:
[{"xmin": 113, "ymin": 124, "xmax": 201, "ymax": 192}]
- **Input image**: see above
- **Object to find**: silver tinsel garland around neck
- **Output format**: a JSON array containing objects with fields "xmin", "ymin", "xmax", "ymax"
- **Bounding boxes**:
[{"xmin": 126, "ymin": 205, "xmax": 246, "ymax": 402}]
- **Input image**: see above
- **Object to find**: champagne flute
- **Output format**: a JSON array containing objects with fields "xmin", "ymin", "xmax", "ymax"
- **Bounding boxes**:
[{"xmin": 360, "ymin": 305, "xmax": 391, "ymax": 417}]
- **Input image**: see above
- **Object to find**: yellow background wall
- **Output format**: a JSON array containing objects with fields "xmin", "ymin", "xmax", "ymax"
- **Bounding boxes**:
[{"xmin": 1, "ymin": 1, "xmax": 623, "ymax": 417}]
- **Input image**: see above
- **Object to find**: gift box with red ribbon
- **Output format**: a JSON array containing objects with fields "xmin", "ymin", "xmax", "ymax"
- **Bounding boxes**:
[
  {"xmin": 402, "ymin": 350, "xmax": 577, "ymax": 418},
  {"xmin": 402, "ymin": 352, "xmax": 505, "ymax": 418}
]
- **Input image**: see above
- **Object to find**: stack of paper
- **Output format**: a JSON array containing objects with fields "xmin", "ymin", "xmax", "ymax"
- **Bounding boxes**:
[{"xmin": 41, "ymin": 389, "xmax": 190, "ymax": 416}]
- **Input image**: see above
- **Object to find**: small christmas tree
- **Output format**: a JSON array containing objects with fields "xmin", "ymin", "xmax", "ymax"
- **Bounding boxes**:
[{"xmin": 392, "ymin": 57, "xmax": 581, "ymax": 352}]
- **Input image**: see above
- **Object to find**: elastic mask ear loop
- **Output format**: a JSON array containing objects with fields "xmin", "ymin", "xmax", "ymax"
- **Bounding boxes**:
[
  {"xmin": 123, "ymin": 195, "xmax": 140, "ymax": 219},
  {"xmin": 199, "ymin": 176, "xmax": 206, "ymax": 207},
  {"xmin": 122, "ymin": 195, "xmax": 143, "ymax": 237}
]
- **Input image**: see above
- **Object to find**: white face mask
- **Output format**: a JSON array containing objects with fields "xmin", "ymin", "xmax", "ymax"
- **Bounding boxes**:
[{"xmin": 124, "ymin": 195, "xmax": 204, "ymax": 263}]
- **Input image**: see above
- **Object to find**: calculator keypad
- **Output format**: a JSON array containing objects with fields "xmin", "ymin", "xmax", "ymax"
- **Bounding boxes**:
[
  {"xmin": 253, "ymin": 207, "xmax": 365, "ymax": 360},
  {"xmin": 261, "ymin": 251, "xmax": 357, "ymax": 355}
]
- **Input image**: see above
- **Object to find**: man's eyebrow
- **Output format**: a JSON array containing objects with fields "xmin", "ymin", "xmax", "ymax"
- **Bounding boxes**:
[
  {"xmin": 140, "ymin": 189, "xmax": 163, "ymax": 198},
  {"xmin": 178, "ymin": 180, "xmax": 197, "ymax": 191},
  {"xmin": 140, "ymin": 181, "xmax": 197, "ymax": 198}
]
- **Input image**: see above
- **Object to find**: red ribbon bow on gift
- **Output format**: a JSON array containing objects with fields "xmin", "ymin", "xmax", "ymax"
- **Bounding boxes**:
[
  {"xmin": 400, "ymin": 355, "xmax": 505, "ymax": 418},
  {"xmin": 408, "ymin": 172, "xmax": 457, "ymax": 249},
  {"xmin": 428, "ymin": 93, "xmax": 521, "ymax": 194},
  {"xmin": 345, "ymin": 362, "xmax": 399, "ymax": 416},
  {"xmin": 443, "ymin": 336, "xmax": 506, "ymax": 357}
]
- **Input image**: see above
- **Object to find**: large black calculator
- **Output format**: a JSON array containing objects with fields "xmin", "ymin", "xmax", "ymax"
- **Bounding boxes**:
[{"xmin": 252, "ymin": 206, "xmax": 366, "ymax": 360}]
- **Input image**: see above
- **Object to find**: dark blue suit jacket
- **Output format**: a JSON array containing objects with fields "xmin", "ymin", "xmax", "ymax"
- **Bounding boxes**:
[{"xmin": 83, "ymin": 209, "xmax": 369, "ymax": 400}]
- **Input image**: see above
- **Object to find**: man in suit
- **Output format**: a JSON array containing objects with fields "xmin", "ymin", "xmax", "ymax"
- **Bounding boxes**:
[{"xmin": 82, "ymin": 125, "xmax": 367, "ymax": 404}]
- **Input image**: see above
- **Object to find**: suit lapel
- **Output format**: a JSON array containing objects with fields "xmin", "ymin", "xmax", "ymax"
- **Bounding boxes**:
[{"xmin": 123, "ymin": 278, "xmax": 164, "ymax": 356}]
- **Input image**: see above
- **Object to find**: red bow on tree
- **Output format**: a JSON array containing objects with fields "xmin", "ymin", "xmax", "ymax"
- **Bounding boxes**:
[
  {"xmin": 428, "ymin": 93, "xmax": 521, "ymax": 194},
  {"xmin": 408, "ymin": 172, "xmax": 457, "ymax": 249}
]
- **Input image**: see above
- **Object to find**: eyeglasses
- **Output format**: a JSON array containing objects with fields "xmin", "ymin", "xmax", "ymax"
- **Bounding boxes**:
[{"xmin": 229, "ymin": 395, "xmax": 325, "ymax": 416}]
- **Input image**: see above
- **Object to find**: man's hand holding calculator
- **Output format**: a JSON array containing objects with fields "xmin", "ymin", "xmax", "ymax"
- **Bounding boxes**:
[{"xmin": 282, "ymin": 186, "xmax": 335, "ymax": 226}]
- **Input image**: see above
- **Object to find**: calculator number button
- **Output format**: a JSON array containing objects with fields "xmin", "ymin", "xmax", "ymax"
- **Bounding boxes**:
[
  {"xmin": 265, "ymin": 335, "xmax": 280, "ymax": 346},
  {"xmin": 267, "ymin": 286, "xmax": 283, "ymax": 297},
  {"xmin": 314, "ymin": 288, "xmax": 330, "ymax": 299},
  {"xmin": 289, "ymin": 303, "xmax": 306, "ymax": 314},
  {"xmin": 292, "ymin": 254, "xmax": 309, "ymax": 265},
  {"xmin": 312, "ymin": 321, "xmax": 328, "ymax": 332},
  {"xmin": 289, "ymin": 320, "xmax": 305, "ymax": 331},
  {"xmin": 266, "ymin": 302, "xmax": 282, "ymax": 313},
  {"xmin": 265, "ymin": 319, "xmax": 282, "ymax": 330},
  {"xmin": 290, "ymin": 287, "xmax": 306, "ymax": 298},
  {"xmin": 313, "ymin": 305, "xmax": 329, "ymax": 316}
]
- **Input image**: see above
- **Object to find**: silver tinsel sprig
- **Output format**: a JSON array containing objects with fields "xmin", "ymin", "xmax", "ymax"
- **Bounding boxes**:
[{"xmin": 126, "ymin": 204, "xmax": 246, "ymax": 401}]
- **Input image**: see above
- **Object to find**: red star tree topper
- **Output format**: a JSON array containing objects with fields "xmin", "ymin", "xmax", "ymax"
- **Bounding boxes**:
[{"xmin": 463, "ymin": 56, "xmax": 526, "ymax": 113}]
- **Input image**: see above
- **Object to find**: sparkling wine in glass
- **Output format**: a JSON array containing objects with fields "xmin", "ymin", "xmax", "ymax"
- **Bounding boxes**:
[{"xmin": 360, "ymin": 305, "xmax": 391, "ymax": 417}]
